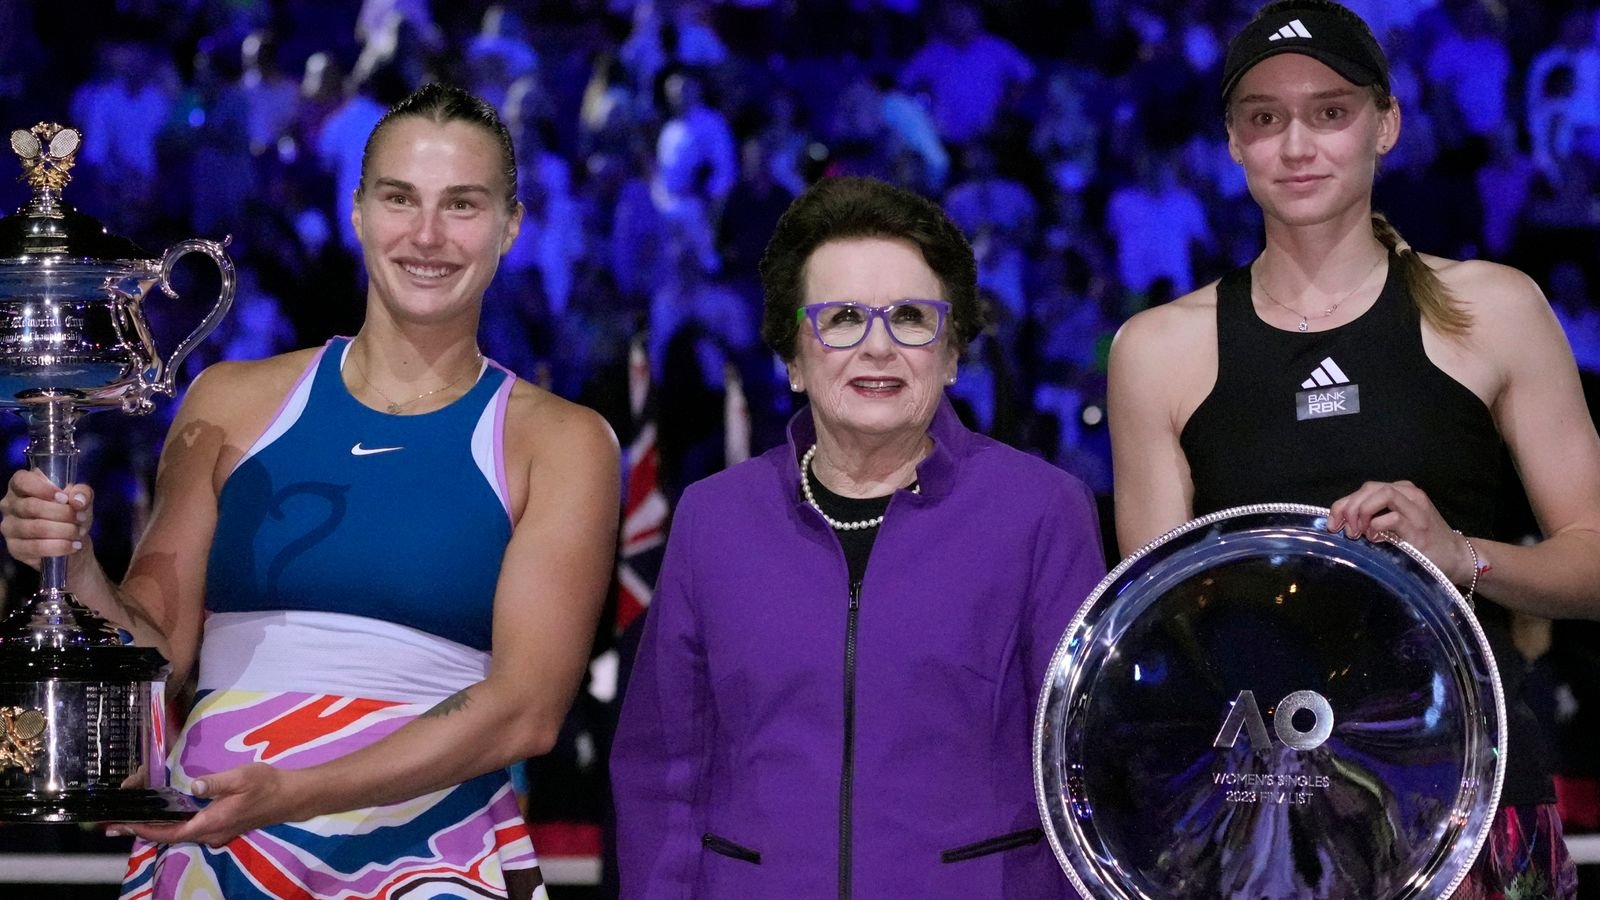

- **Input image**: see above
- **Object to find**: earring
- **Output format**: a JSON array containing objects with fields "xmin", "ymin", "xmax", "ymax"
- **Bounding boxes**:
[
  {"xmin": 945, "ymin": 374, "xmax": 957, "ymax": 386},
  {"xmin": 789, "ymin": 382, "xmax": 802, "ymax": 392}
]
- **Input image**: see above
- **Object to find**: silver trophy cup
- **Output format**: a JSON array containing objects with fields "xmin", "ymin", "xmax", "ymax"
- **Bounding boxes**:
[{"xmin": 0, "ymin": 123, "xmax": 234, "ymax": 821}]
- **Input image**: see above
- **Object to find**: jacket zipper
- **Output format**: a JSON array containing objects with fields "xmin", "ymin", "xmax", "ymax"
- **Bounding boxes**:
[{"xmin": 839, "ymin": 579, "xmax": 862, "ymax": 900}]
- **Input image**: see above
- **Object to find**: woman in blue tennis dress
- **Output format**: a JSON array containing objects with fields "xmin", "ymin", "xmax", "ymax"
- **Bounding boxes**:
[{"xmin": 0, "ymin": 84, "xmax": 619, "ymax": 900}]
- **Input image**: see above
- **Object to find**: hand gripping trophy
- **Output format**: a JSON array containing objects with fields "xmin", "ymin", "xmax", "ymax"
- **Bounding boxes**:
[{"xmin": 0, "ymin": 123, "xmax": 234, "ymax": 821}]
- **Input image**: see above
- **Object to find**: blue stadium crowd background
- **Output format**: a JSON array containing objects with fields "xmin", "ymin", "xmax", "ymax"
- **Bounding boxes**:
[{"xmin": 0, "ymin": 0, "xmax": 1598, "ymax": 895}]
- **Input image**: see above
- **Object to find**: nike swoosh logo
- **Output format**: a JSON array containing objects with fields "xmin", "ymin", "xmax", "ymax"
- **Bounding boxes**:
[{"xmin": 351, "ymin": 443, "xmax": 404, "ymax": 456}]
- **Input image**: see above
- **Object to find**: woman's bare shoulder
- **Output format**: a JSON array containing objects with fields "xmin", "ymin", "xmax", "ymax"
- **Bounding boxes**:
[
  {"xmin": 161, "ymin": 347, "xmax": 326, "ymax": 486},
  {"xmin": 1113, "ymin": 279, "xmax": 1221, "ymax": 358},
  {"xmin": 1425, "ymin": 256, "xmax": 1545, "ymax": 312},
  {"xmin": 1424, "ymin": 256, "xmax": 1556, "ymax": 345},
  {"xmin": 502, "ymin": 379, "xmax": 619, "ymax": 463},
  {"xmin": 180, "ymin": 347, "xmax": 324, "ymax": 423}
]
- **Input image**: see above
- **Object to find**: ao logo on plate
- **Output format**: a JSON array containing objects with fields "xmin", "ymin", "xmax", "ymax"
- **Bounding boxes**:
[{"xmin": 1213, "ymin": 689, "xmax": 1334, "ymax": 752}]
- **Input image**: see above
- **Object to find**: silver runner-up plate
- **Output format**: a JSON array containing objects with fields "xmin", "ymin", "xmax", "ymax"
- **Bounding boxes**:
[{"xmin": 1034, "ymin": 504, "xmax": 1505, "ymax": 899}]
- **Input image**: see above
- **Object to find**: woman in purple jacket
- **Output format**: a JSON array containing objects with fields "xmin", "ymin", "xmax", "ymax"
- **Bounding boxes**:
[{"xmin": 611, "ymin": 176, "xmax": 1106, "ymax": 898}]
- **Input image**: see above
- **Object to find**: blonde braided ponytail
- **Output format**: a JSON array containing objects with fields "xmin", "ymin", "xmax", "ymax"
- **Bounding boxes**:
[{"xmin": 1371, "ymin": 212, "xmax": 1471, "ymax": 336}]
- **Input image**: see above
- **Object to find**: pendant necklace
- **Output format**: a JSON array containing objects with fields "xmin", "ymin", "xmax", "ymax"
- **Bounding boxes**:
[
  {"xmin": 1254, "ymin": 255, "xmax": 1385, "ymax": 332},
  {"xmin": 351, "ymin": 350, "xmax": 482, "ymax": 414}
]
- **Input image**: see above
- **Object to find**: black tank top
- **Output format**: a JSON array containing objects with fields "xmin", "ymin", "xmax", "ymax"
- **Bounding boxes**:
[{"xmin": 1179, "ymin": 257, "xmax": 1555, "ymax": 806}]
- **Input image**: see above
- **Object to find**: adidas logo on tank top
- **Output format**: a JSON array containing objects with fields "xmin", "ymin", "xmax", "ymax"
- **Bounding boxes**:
[{"xmin": 1296, "ymin": 356, "xmax": 1360, "ymax": 420}]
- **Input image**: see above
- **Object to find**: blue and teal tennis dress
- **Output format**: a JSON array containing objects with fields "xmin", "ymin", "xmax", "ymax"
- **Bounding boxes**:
[{"xmin": 122, "ymin": 337, "xmax": 543, "ymax": 900}]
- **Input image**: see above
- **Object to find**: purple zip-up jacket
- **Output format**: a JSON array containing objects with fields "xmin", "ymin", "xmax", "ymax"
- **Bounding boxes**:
[{"xmin": 612, "ymin": 400, "xmax": 1104, "ymax": 898}]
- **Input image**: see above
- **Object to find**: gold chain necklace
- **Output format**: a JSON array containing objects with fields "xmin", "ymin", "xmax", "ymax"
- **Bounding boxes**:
[
  {"xmin": 350, "ymin": 350, "xmax": 482, "ymax": 414},
  {"xmin": 1254, "ymin": 255, "xmax": 1385, "ymax": 332}
]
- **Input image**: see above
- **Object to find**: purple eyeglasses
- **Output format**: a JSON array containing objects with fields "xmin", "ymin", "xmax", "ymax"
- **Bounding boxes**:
[{"xmin": 796, "ymin": 300, "xmax": 951, "ymax": 349}]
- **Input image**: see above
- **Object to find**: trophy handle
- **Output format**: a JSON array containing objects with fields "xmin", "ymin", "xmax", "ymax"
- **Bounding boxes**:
[{"xmin": 145, "ymin": 237, "xmax": 237, "ymax": 402}]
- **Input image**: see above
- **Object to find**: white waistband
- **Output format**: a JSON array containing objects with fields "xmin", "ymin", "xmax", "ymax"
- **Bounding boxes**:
[{"xmin": 198, "ymin": 610, "xmax": 491, "ymax": 704}]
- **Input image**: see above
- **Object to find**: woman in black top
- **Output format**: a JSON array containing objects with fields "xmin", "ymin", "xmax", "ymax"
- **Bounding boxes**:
[{"xmin": 1109, "ymin": 1, "xmax": 1599, "ymax": 896}]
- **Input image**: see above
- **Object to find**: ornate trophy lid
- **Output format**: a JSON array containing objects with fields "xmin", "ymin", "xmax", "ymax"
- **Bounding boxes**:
[{"xmin": 0, "ymin": 123, "xmax": 150, "ymax": 266}]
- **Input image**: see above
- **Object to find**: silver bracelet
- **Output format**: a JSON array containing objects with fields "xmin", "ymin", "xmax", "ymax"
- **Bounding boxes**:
[{"xmin": 1453, "ymin": 529, "xmax": 1482, "ymax": 604}]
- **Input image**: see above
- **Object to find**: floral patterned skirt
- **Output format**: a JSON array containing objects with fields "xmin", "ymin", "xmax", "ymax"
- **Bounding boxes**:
[{"xmin": 118, "ymin": 689, "xmax": 543, "ymax": 900}]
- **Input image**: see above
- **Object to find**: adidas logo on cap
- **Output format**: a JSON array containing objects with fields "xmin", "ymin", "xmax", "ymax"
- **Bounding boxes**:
[{"xmin": 1268, "ymin": 19, "xmax": 1313, "ymax": 41}]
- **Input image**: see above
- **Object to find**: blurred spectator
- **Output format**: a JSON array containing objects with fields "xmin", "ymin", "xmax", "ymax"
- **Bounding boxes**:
[
  {"xmin": 467, "ymin": 6, "xmax": 541, "ymax": 104},
  {"xmin": 467, "ymin": 8, "xmax": 547, "ymax": 122},
  {"xmin": 606, "ymin": 147, "xmax": 669, "ymax": 304},
  {"xmin": 651, "ymin": 69, "xmax": 736, "ymax": 274},
  {"xmin": 1475, "ymin": 125, "xmax": 1538, "ymax": 259},
  {"xmin": 944, "ymin": 143, "xmax": 1035, "ymax": 322},
  {"xmin": 653, "ymin": 321, "xmax": 733, "ymax": 502},
  {"xmin": 69, "ymin": 39, "xmax": 178, "ymax": 230},
  {"xmin": 0, "ymin": 3, "xmax": 42, "ymax": 105},
  {"xmin": 508, "ymin": 125, "xmax": 586, "ymax": 319},
  {"xmin": 1525, "ymin": 141, "xmax": 1600, "ymax": 236},
  {"xmin": 1527, "ymin": 10, "xmax": 1600, "ymax": 178},
  {"xmin": 579, "ymin": 53, "xmax": 644, "ymax": 161},
  {"xmin": 719, "ymin": 138, "xmax": 793, "ymax": 285},
  {"xmin": 293, "ymin": 52, "xmax": 347, "ymax": 157},
  {"xmin": 242, "ymin": 158, "xmax": 362, "ymax": 347},
  {"xmin": 237, "ymin": 31, "xmax": 302, "ymax": 159},
  {"xmin": 619, "ymin": 0, "xmax": 729, "ymax": 96},
  {"xmin": 875, "ymin": 73, "xmax": 951, "ymax": 194},
  {"xmin": 183, "ymin": 39, "xmax": 257, "ymax": 237},
  {"xmin": 214, "ymin": 267, "xmax": 296, "ymax": 364},
  {"xmin": 1032, "ymin": 72, "xmax": 1100, "ymax": 197},
  {"xmin": 1342, "ymin": 0, "xmax": 1437, "ymax": 44},
  {"xmin": 1175, "ymin": 9, "xmax": 1223, "ymax": 78},
  {"xmin": 647, "ymin": 247, "xmax": 753, "ymax": 384},
  {"xmin": 315, "ymin": 65, "xmax": 404, "ymax": 253},
  {"xmin": 1424, "ymin": 1, "xmax": 1511, "ymax": 144},
  {"xmin": 828, "ymin": 74, "xmax": 899, "ymax": 185},
  {"xmin": 1377, "ymin": 107, "xmax": 1481, "ymax": 258},
  {"xmin": 900, "ymin": 0, "xmax": 1034, "ymax": 145},
  {"xmin": 1550, "ymin": 262, "xmax": 1600, "ymax": 375},
  {"xmin": 1181, "ymin": 130, "xmax": 1248, "ymax": 204},
  {"xmin": 355, "ymin": 0, "xmax": 444, "ymax": 59},
  {"xmin": 1105, "ymin": 152, "xmax": 1212, "ymax": 297},
  {"xmin": 754, "ymin": 89, "xmax": 812, "ymax": 197}
]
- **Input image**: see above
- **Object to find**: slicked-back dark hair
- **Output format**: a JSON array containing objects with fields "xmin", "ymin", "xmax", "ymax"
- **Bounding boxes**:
[
  {"xmin": 358, "ymin": 82, "xmax": 519, "ymax": 211},
  {"xmin": 758, "ymin": 177, "xmax": 983, "ymax": 360}
]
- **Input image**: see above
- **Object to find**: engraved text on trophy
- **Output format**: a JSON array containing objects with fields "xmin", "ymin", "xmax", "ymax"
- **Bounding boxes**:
[{"xmin": 1212, "ymin": 690, "xmax": 1336, "ymax": 806}]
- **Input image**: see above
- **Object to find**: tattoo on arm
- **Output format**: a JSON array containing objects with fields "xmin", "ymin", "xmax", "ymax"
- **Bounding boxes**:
[
  {"xmin": 422, "ymin": 689, "xmax": 473, "ymax": 719},
  {"xmin": 115, "ymin": 592, "xmax": 152, "ymax": 630},
  {"xmin": 109, "ymin": 587, "xmax": 163, "ymax": 636}
]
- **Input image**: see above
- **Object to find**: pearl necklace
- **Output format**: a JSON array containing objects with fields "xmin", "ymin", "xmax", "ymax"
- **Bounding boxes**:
[
  {"xmin": 799, "ymin": 444, "xmax": 920, "ymax": 531},
  {"xmin": 1254, "ymin": 255, "xmax": 1385, "ymax": 332}
]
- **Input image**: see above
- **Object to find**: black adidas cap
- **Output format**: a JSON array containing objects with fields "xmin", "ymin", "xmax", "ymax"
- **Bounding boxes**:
[{"xmin": 1221, "ymin": 3, "xmax": 1390, "ymax": 103}]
